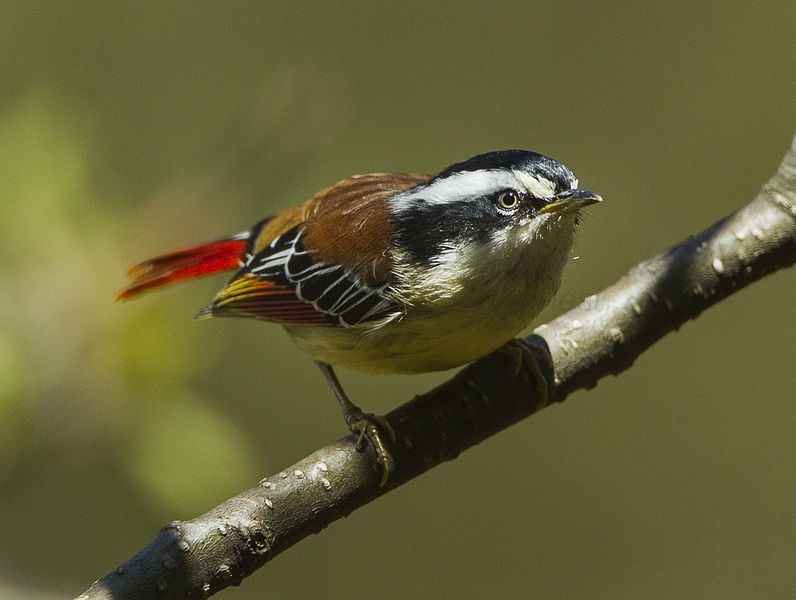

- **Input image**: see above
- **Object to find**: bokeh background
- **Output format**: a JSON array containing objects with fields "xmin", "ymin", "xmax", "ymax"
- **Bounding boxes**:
[{"xmin": 0, "ymin": 2, "xmax": 793, "ymax": 599}]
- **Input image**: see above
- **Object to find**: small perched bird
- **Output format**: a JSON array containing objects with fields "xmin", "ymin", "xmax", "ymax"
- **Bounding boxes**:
[{"xmin": 119, "ymin": 150, "xmax": 601, "ymax": 484}]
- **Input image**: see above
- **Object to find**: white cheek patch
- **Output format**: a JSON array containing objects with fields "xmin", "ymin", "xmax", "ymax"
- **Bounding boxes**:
[{"xmin": 488, "ymin": 221, "xmax": 533, "ymax": 249}]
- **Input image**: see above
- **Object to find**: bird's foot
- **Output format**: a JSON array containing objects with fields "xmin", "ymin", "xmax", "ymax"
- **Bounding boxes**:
[
  {"xmin": 315, "ymin": 361, "xmax": 396, "ymax": 486},
  {"xmin": 343, "ymin": 408, "xmax": 396, "ymax": 486},
  {"xmin": 500, "ymin": 337, "xmax": 553, "ymax": 409}
]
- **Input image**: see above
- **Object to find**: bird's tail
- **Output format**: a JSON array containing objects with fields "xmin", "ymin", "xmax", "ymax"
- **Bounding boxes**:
[{"xmin": 117, "ymin": 233, "xmax": 250, "ymax": 301}]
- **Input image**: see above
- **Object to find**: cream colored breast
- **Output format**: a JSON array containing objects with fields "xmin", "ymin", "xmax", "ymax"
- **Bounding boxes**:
[{"xmin": 284, "ymin": 213, "xmax": 579, "ymax": 374}]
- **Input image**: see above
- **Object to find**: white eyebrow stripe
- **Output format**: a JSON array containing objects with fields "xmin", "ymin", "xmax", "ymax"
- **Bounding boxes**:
[
  {"xmin": 390, "ymin": 168, "xmax": 559, "ymax": 214},
  {"xmin": 514, "ymin": 171, "xmax": 559, "ymax": 198}
]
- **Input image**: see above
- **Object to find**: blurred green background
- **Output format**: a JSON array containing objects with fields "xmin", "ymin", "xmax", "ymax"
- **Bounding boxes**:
[{"xmin": 0, "ymin": 2, "xmax": 793, "ymax": 599}]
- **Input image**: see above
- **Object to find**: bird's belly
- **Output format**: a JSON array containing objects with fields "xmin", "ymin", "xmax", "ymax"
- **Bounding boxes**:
[
  {"xmin": 284, "ymin": 292, "xmax": 551, "ymax": 374},
  {"xmin": 285, "ymin": 224, "xmax": 574, "ymax": 374}
]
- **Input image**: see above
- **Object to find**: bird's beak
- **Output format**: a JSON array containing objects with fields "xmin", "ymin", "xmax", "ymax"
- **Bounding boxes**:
[{"xmin": 540, "ymin": 188, "xmax": 602, "ymax": 215}]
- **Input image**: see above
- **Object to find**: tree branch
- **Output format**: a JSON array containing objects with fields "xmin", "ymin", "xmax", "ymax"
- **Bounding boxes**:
[{"xmin": 77, "ymin": 134, "xmax": 796, "ymax": 600}]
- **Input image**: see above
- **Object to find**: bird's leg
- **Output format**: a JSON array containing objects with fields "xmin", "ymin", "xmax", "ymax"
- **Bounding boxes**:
[
  {"xmin": 315, "ymin": 361, "xmax": 395, "ymax": 486},
  {"xmin": 499, "ymin": 337, "xmax": 553, "ymax": 409}
]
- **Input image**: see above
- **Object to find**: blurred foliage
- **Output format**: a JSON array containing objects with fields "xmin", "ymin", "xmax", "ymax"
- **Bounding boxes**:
[{"xmin": 0, "ymin": 2, "xmax": 793, "ymax": 599}]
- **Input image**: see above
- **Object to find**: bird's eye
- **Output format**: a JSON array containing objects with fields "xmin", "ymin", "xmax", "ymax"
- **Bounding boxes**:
[{"xmin": 495, "ymin": 189, "xmax": 521, "ymax": 212}]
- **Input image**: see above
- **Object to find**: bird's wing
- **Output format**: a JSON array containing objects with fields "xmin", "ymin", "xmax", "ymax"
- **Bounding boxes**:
[
  {"xmin": 203, "ymin": 172, "xmax": 431, "ymax": 326},
  {"xmin": 201, "ymin": 224, "xmax": 398, "ymax": 327}
]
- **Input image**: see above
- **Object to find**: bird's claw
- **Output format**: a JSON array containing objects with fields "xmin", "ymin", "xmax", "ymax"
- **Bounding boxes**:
[
  {"xmin": 500, "ymin": 337, "xmax": 553, "ymax": 409},
  {"xmin": 345, "ymin": 410, "xmax": 395, "ymax": 486}
]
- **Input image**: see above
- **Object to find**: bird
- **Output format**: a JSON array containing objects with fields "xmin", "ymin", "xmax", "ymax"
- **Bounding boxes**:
[{"xmin": 118, "ymin": 150, "xmax": 601, "ymax": 484}]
